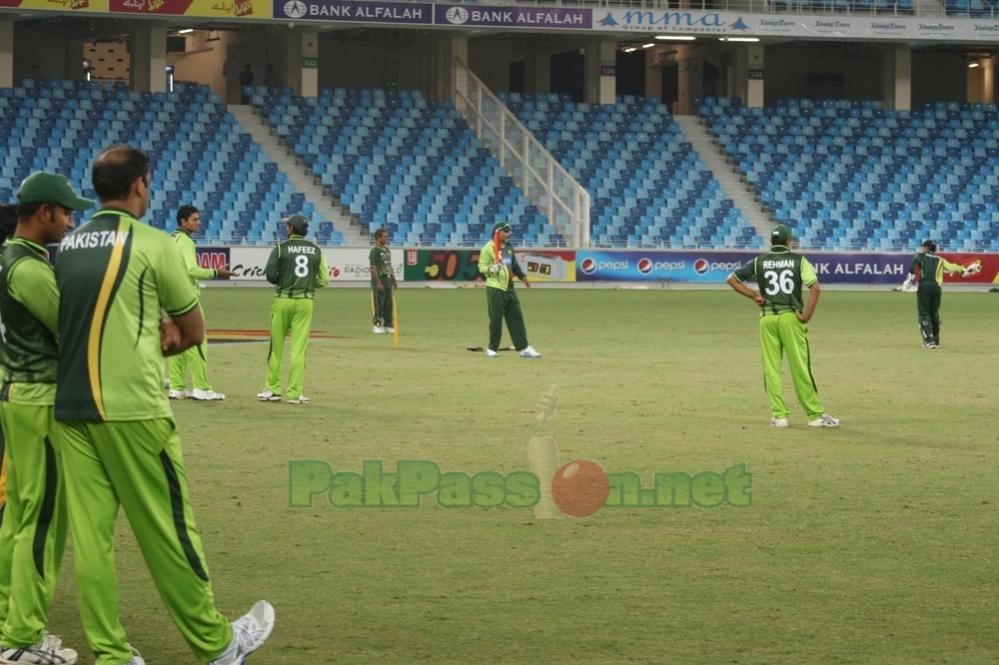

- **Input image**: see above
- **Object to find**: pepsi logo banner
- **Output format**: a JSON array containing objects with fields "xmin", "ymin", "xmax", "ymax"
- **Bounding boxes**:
[
  {"xmin": 577, "ymin": 250, "xmax": 752, "ymax": 282},
  {"xmin": 574, "ymin": 250, "xmax": 998, "ymax": 284}
]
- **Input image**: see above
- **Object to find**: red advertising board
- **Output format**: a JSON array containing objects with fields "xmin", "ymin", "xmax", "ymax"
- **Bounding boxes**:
[{"xmin": 939, "ymin": 253, "xmax": 999, "ymax": 284}]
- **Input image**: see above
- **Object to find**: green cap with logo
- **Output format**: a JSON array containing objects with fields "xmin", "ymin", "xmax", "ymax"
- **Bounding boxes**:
[
  {"xmin": 493, "ymin": 221, "xmax": 511, "ymax": 233},
  {"xmin": 770, "ymin": 224, "xmax": 791, "ymax": 245},
  {"xmin": 17, "ymin": 172, "xmax": 95, "ymax": 211}
]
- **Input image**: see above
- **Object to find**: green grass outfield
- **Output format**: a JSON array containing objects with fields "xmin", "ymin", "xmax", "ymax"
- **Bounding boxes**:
[{"xmin": 46, "ymin": 287, "xmax": 998, "ymax": 664}]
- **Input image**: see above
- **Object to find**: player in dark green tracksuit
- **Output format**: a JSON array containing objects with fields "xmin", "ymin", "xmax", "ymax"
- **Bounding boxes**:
[
  {"xmin": 369, "ymin": 228, "xmax": 396, "ymax": 334},
  {"xmin": 0, "ymin": 172, "xmax": 91, "ymax": 664},
  {"xmin": 55, "ymin": 147, "xmax": 274, "ymax": 665},
  {"xmin": 727, "ymin": 224, "xmax": 840, "ymax": 428},
  {"xmin": 477, "ymin": 222, "xmax": 540, "ymax": 358},
  {"xmin": 258, "ymin": 214, "xmax": 329, "ymax": 404},
  {"xmin": 902, "ymin": 240, "xmax": 967, "ymax": 349}
]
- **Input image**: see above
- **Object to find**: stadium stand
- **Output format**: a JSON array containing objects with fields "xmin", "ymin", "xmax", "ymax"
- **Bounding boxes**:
[
  {"xmin": 246, "ymin": 86, "xmax": 562, "ymax": 247},
  {"xmin": 698, "ymin": 96, "xmax": 999, "ymax": 251},
  {"xmin": 500, "ymin": 92, "xmax": 760, "ymax": 248},
  {"xmin": 944, "ymin": 0, "xmax": 998, "ymax": 16},
  {"xmin": 0, "ymin": 79, "xmax": 342, "ymax": 245}
]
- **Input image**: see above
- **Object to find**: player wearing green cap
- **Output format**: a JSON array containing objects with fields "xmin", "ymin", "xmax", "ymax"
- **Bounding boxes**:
[
  {"xmin": 369, "ymin": 228, "xmax": 396, "ymax": 334},
  {"xmin": 0, "ymin": 172, "xmax": 92, "ymax": 665},
  {"xmin": 726, "ymin": 224, "xmax": 840, "ymax": 428},
  {"xmin": 477, "ymin": 222, "xmax": 540, "ymax": 359},
  {"xmin": 899, "ymin": 239, "xmax": 972, "ymax": 348},
  {"xmin": 167, "ymin": 205, "xmax": 233, "ymax": 401},
  {"xmin": 54, "ymin": 146, "xmax": 274, "ymax": 665},
  {"xmin": 257, "ymin": 214, "xmax": 329, "ymax": 404}
]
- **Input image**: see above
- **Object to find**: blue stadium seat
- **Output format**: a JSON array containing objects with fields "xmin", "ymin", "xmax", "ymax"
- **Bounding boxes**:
[
  {"xmin": 698, "ymin": 96, "xmax": 999, "ymax": 251},
  {"xmin": 0, "ymin": 80, "xmax": 344, "ymax": 246},
  {"xmin": 249, "ymin": 86, "xmax": 561, "ymax": 246}
]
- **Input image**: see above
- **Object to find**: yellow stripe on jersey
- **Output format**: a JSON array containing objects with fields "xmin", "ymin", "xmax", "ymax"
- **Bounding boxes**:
[
  {"xmin": 87, "ymin": 218, "xmax": 128, "ymax": 421},
  {"xmin": 0, "ymin": 449, "xmax": 6, "ymax": 506}
]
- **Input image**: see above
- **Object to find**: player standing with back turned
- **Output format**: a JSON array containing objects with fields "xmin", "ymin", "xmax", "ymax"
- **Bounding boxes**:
[
  {"xmin": 257, "ymin": 214, "xmax": 329, "ymax": 404},
  {"xmin": 726, "ymin": 224, "xmax": 841, "ymax": 428},
  {"xmin": 54, "ymin": 145, "xmax": 274, "ymax": 665},
  {"xmin": 899, "ymin": 239, "xmax": 974, "ymax": 349}
]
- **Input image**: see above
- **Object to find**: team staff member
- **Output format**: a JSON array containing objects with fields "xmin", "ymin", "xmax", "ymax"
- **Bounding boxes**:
[
  {"xmin": 55, "ymin": 146, "xmax": 274, "ymax": 665},
  {"xmin": 168, "ymin": 205, "xmax": 233, "ymax": 401},
  {"xmin": 477, "ymin": 221, "xmax": 541, "ymax": 359},
  {"xmin": 257, "ymin": 214, "xmax": 329, "ymax": 404},
  {"xmin": 900, "ymin": 240, "xmax": 968, "ymax": 349},
  {"xmin": 369, "ymin": 228, "xmax": 396, "ymax": 334},
  {"xmin": 0, "ymin": 173, "xmax": 90, "ymax": 665},
  {"xmin": 727, "ymin": 224, "xmax": 840, "ymax": 428}
]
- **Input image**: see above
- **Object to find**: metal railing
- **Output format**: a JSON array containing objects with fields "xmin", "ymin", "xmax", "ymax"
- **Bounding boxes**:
[{"xmin": 451, "ymin": 58, "xmax": 590, "ymax": 247}]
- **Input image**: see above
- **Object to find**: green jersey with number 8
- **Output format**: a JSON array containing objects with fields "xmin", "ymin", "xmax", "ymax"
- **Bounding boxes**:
[
  {"xmin": 730, "ymin": 245, "xmax": 818, "ymax": 316},
  {"xmin": 264, "ymin": 234, "xmax": 330, "ymax": 299}
]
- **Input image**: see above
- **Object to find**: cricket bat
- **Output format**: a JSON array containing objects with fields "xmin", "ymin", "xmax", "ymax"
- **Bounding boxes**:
[{"xmin": 466, "ymin": 345, "xmax": 517, "ymax": 352}]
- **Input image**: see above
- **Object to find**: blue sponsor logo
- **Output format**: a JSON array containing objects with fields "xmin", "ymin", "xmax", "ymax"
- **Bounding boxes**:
[{"xmin": 617, "ymin": 9, "xmax": 726, "ymax": 30}]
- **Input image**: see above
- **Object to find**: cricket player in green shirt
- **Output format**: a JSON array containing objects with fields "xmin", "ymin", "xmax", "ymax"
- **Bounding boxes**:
[
  {"xmin": 899, "ymin": 239, "xmax": 974, "ymax": 349},
  {"xmin": 369, "ymin": 228, "xmax": 396, "ymax": 334},
  {"xmin": 168, "ymin": 205, "xmax": 233, "ymax": 401},
  {"xmin": 0, "ymin": 205, "xmax": 16, "ymax": 521},
  {"xmin": 257, "ymin": 214, "xmax": 329, "ymax": 404},
  {"xmin": 0, "ymin": 172, "xmax": 92, "ymax": 665},
  {"xmin": 727, "ymin": 224, "xmax": 840, "ymax": 428},
  {"xmin": 54, "ymin": 146, "xmax": 274, "ymax": 665},
  {"xmin": 477, "ymin": 222, "xmax": 541, "ymax": 359}
]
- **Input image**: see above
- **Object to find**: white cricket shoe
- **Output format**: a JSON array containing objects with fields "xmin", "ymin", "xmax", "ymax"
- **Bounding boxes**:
[
  {"xmin": 168, "ymin": 389, "xmax": 188, "ymax": 400},
  {"xmin": 287, "ymin": 395, "xmax": 311, "ymax": 405},
  {"xmin": 485, "ymin": 349, "xmax": 499, "ymax": 358},
  {"xmin": 372, "ymin": 326, "xmax": 385, "ymax": 334},
  {"xmin": 256, "ymin": 390, "xmax": 281, "ymax": 402},
  {"xmin": 384, "ymin": 327, "xmax": 394, "ymax": 333},
  {"xmin": 519, "ymin": 346, "xmax": 541, "ymax": 359},
  {"xmin": 808, "ymin": 413, "xmax": 841, "ymax": 428},
  {"xmin": 0, "ymin": 633, "xmax": 78, "ymax": 664},
  {"xmin": 207, "ymin": 601, "xmax": 275, "ymax": 665},
  {"xmin": 770, "ymin": 417, "xmax": 789, "ymax": 428},
  {"xmin": 191, "ymin": 389, "xmax": 226, "ymax": 401},
  {"xmin": 124, "ymin": 645, "xmax": 145, "ymax": 665}
]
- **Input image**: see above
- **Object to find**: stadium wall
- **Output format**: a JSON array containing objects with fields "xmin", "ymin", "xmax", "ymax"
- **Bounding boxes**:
[{"xmin": 196, "ymin": 247, "xmax": 999, "ymax": 286}]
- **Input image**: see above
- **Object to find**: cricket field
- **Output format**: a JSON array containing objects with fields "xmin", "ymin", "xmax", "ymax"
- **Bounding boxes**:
[{"xmin": 45, "ymin": 287, "xmax": 998, "ymax": 664}]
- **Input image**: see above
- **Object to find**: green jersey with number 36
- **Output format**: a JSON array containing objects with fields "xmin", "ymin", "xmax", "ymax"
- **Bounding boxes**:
[
  {"xmin": 730, "ymin": 245, "xmax": 818, "ymax": 316},
  {"xmin": 264, "ymin": 234, "xmax": 330, "ymax": 299}
]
